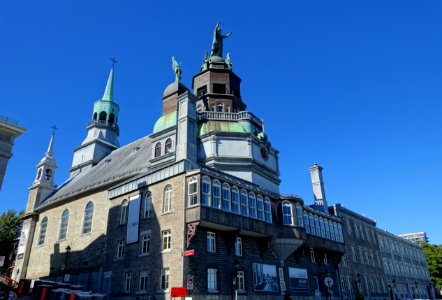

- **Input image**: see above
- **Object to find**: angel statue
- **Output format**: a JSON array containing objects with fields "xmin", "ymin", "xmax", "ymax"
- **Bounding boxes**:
[
  {"xmin": 211, "ymin": 21, "xmax": 232, "ymax": 58},
  {"xmin": 172, "ymin": 56, "xmax": 182, "ymax": 82}
]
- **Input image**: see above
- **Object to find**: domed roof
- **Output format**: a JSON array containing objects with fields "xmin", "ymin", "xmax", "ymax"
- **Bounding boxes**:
[
  {"xmin": 198, "ymin": 120, "xmax": 259, "ymax": 137},
  {"xmin": 162, "ymin": 81, "xmax": 189, "ymax": 98},
  {"xmin": 153, "ymin": 111, "xmax": 177, "ymax": 133}
]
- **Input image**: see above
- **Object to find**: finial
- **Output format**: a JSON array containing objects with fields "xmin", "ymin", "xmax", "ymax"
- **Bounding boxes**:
[
  {"xmin": 226, "ymin": 52, "xmax": 232, "ymax": 69},
  {"xmin": 172, "ymin": 56, "xmax": 182, "ymax": 82},
  {"xmin": 102, "ymin": 58, "xmax": 115, "ymax": 101},
  {"xmin": 46, "ymin": 126, "xmax": 57, "ymax": 157}
]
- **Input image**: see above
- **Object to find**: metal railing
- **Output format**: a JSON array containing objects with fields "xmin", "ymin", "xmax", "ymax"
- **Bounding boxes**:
[
  {"xmin": 0, "ymin": 115, "xmax": 19, "ymax": 125},
  {"xmin": 197, "ymin": 111, "xmax": 262, "ymax": 126}
]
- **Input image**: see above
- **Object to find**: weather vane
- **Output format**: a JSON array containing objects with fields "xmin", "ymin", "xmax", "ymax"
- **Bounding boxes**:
[
  {"xmin": 110, "ymin": 55, "xmax": 118, "ymax": 67},
  {"xmin": 51, "ymin": 125, "xmax": 58, "ymax": 135}
]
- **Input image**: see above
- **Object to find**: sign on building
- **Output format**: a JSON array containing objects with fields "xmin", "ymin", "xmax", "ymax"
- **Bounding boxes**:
[
  {"xmin": 187, "ymin": 275, "xmax": 194, "ymax": 290},
  {"xmin": 126, "ymin": 194, "xmax": 141, "ymax": 243},
  {"xmin": 17, "ymin": 229, "xmax": 28, "ymax": 256},
  {"xmin": 289, "ymin": 267, "xmax": 309, "ymax": 291}
]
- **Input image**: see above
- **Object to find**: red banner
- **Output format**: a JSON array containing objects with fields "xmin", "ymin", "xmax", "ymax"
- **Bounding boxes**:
[{"xmin": 171, "ymin": 287, "xmax": 187, "ymax": 297}]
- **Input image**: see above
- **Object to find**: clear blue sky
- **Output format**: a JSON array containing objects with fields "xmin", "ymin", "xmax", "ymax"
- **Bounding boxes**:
[{"xmin": 1, "ymin": 1, "xmax": 441, "ymax": 244}]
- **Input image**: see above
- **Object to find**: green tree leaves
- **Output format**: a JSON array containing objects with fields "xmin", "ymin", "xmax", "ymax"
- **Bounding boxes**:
[{"xmin": 0, "ymin": 210, "xmax": 22, "ymax": 274}]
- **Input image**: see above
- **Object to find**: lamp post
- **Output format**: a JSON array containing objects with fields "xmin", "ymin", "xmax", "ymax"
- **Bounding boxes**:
[
  {"xmin": 63, "ymin": 245, "xmax": 71, "ymax": 283},
  {"xmin": 231, "ymin": 259, "xmax": 239, "ymax": 300}
]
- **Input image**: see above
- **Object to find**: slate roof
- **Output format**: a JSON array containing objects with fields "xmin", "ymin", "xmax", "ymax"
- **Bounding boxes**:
[{"xmin": 39, "ymin": 135, "xmax": 152, "ymax": 208}]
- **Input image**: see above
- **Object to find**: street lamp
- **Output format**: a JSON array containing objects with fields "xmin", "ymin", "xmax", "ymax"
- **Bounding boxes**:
[
  {"xmin": 231, "ymin": 259, "xmax": 239, "ymax": 300},
  {"xmin": 63, "ymin": 245, "xmax": 71, "ymax": 283}
]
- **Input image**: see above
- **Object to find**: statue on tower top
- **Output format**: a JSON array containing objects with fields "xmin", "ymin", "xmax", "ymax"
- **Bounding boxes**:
[
  {"xmin": 172, "ymin": 56, "xmax": 182, "ymax": 82},
  {"xmin": 211, "ymin": 21, "xmax": 232, "ymax": 58}
]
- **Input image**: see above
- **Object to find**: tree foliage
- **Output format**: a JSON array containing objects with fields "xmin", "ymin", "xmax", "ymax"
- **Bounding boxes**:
[
  {"xmin": 0, "ymin": 210, "xmax": 22, "ymax": 274},
  {"xmin": 421, "ymin": 242, "xmax": 442, "ymax": 294}
]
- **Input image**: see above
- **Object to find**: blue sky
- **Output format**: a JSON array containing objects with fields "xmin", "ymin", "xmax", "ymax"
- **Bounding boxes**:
[{"xmin": 1, "ymin": 1, "xmax": 441, "ymax": 244}]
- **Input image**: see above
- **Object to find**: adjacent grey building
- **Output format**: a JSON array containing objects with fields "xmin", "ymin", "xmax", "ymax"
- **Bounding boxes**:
[
  {"xmin": 0, "ymin": 115, "xmax": 25, "ymax": 191},
  {"xmin": 398, "ymin": 232, "xmax": 429, "ymax": 244}
]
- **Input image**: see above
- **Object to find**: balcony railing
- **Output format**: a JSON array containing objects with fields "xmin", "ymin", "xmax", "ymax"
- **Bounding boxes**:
[
  {"xmin": 0, "ymin": 115, "xmax": 19, "ymax": 126},
  {"xmin": 197, "ymin": 111, "xmax": 262, "ymax": 126},
  {"xmin": 87, "ymin": 120, "xmax": 119, "ymax": 129}
]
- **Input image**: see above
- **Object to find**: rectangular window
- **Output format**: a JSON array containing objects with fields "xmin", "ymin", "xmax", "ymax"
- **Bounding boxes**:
[
  {"xmin": 160, "ymin": 268, "xmax": 169, "ymax": 290},
  {"xmin": 231, "ymin": 188, "xmax": 239, "ymax": 213},
  {"xmin": 141, "ymin": 234, "xmax": 150, "ymax": 254},
  {"xmin": 240, "ymin": 190, "xmax": 248, "ymax": 216},
  {"xmin": 207, "ymin": 232, "xmax": 216, "ymax": 252},
  {"xmin": 237, "ymin": 271, "xmax": 245, "ymax": 291},
  {"xmin": 125, "ymin": 272, "xmax": 132, "ymax": 292},
  {"xmin": 139, "ymin": 271, "xmax": 148, "ymax": 292},
  {"xmin": 197, "ymin": 85, "xmax": 207, "ymax": 97},
  {"xmin": 208, "ymin": 268, "xmax": 217, "ymax": 291},
  {"xmin": 162, "ymin": 230, "xmax": 171, "ymax": 250},
  {"xmin": 235, "ymin": 237, "xmax": 242, "ymax": 256},
  {"xmin": 310, "ymin": 247, "xmax": 315, "ymax": 263},
  {"xmin": 117, "ymin": 240, "xmax": 125, "ymax": 258},
  {"xmin": 143, "ymin": 195, "xmax": 152, "ymax": 218}
]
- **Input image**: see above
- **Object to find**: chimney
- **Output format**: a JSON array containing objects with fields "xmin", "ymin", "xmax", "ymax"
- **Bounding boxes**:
[{"xmin": 309, "ymin": 163, "xmax": 329, "ymax": 214}]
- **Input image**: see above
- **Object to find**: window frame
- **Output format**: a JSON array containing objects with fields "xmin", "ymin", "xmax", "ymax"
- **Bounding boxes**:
[
  {"xmin": 248, "ymin": 192, "xmax": 257, "ymax": 218},
  {"xmin": 139, "ymin": 271, "xmax": 148, "ymax": 292},
  {"xmin": 125, "ymin": 272, "xmax": 132, "ymax": 293},
  {"xmin": 295, "ymin": 203, "xmax": 303, "ymax": 226},
  {"xmin": 117, "ymin": 240, "xmax": 125, "ymax": 259},
  {"xmin": 201, "ymin": 176, "xmax": 211, "ymax": 206},
  {"xmin": 160, "ymin": 268, "xmax": 170, "ymax": 291},
  {"xmin": 231, "ymin": 186, "xmax": 239, "ymax": 214},
  {"xmin": 207, "ymin": 232, "xmax": 216, "ymax": 253},
  {"xmin": 188, "ymin": 176, "xmax": 198, "ymax": 207},
  {"xmin": 256, "ymin": 195, "xmax": 264, "ymax": 221},
  {"xmin": 82, "ymin": 201, "xmax": 94, "ymax": 235},
  {"xmin": 141, "ymin": 234, "xmax": 150, "ymax": 254},
  {"xmin": 207, "ymin": 268, "xmax": 218, "ymax": 291},
  {"xmin": 58, "ymin": 209, "xmax": 69, "ymax": 241},
  {"xmin": 212, "ymin": 180, "xmax": 221, "ymax": 209},
  {"xmin": 222, "ymin": 183, "xmax": 231, "ymax": 211},
  {"xmin": 235, "ymin": 236, "xmax": 242, "ymax": 256},
  {"xmin": 37, "ymin": 216, "xmax": 48, "ymax": 246},
  {"xmin": 143, "ymin": 194, "xmax": 152, "ymax": 218},
  {"xmin": 282, "ymin": 201, "xmax": 294, "ymax": 225},
  {"xmin": 240, "ymin": 189, "xmax": 248, "ymax": 216},
  {"xmin": 237, "ymin": 271, "xmax": 245, "ymax": 291},
  {"xmin": 163, "ymin": 185, "xmax": 172, "ymax": 213},
  {"xmin": 120, "ymin": 199, "xmax": 129, "ymax": 225},
  {"xmin": 164, "ymin": 138, "xmax": 173, "ymax": 154},
  {"xmin": 264, "ymin": 197, "xmax": 272, "ymax": 223},
  {"xmin": 154, "ymin": 142, "xmax": 162, "ymax": 157},
  {"xmin": 162, "ymin": 229, "xmax": 171, "ymax": 251}
]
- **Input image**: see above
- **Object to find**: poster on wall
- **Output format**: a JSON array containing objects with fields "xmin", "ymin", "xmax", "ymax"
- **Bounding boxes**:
[
  {"xmin": 17, "ymin": 229, "xmax": 28, "ymax": 256},
  {"xmin": 126, "ymin": 194, "xmax": 141, "ymax": 243},
  {"xmin": 252, "ymin": 263, "xmax": 278, "ymax": 292},
  {"xmin": 289, "ymin": 267, "xmax": 309, "ymax": 291}
]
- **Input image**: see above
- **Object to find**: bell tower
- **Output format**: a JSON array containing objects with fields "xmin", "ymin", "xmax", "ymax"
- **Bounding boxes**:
[{"xmin": 70, "ymin": 59, "xmax": 120, "ymax": 176}]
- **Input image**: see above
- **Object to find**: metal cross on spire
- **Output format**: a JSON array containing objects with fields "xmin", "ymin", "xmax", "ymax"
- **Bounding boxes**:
[
  {"xmin": 51, "ymin": 125, "xmax": 58, "ymax": 135},
  {"xmin": 110, "ymin": 55, "xmax": 118, "ymax": 68}
]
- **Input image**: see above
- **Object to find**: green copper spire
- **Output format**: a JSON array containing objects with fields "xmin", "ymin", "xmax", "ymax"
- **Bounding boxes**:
[
  {"xmin": 91, "ymin": 58, "xmax": 120, "ymax": 125},
  {"xmin": 102, "ymin": 57, "xmax": 117, "ymax": 101}
]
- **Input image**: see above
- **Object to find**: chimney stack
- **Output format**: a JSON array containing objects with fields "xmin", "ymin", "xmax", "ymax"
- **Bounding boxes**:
[{"xmin": 309, "ymin": 163, "xmax": 329, "ymax": 214}]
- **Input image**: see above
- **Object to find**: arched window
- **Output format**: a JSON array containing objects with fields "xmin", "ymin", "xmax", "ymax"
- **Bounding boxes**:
[
  {"xmin": 240, "ymin": 189, "xmax": 248, "ymax": 216},
  {"xmin": 282, "ymin": 201, "xmax": 293, "ymax": 225},
  {"xmin": 338, "ymin": 224, "xmax": 343, "ymax": 242},
  {"xmin": 212, "ymin": 180, "xmax": 221, "ymax": 209},
  {"xmin": 99, "ymin": 111, "xmax": 107, "ymax": 121},
  {"xmin": 333, "ymin": 222, "xmax": 339, "ymax": 241},
  {"xmin": 201, "ymin": 176, "xmax": 211, "ymax": 206},
  {"xmin": 38, "ymin": 216, "xmax": 48, "ymax": 245},
  {"xmin": 154, "ymin": 142, "xmax": 162, "ymax": 157},
  {"xmin": 222, "ymin": 183, "xmax": 231, "ymax": 211},
  {"xmin": 93, "ymin": 112, "xmax": 97, "ymax": 120},
  {"xmin": 45, "ymin": 169, "xmax": 52, "ymax": 180},
  {"xmin": 264, "ymin": 197, "xmax": 272, "ymax": 223},
  {"xmin": 330, "ymin": 221, "xmax": 336, "ymax": 241},
  {"xmin": 319, "ymin": 217, "xmax": 325, "ymax": 238},
  {"xmin": 58, "ymin": 209, "xmax": 69, "ymax": 240},
  {"xmin": 303, "ymin": 211, "xmax": 310, "ymax": 233},
  {"xmin": 188, "ymin": 176, "xmax": 198, "ymax": 206},
  {"xmin": 325, "ymin": 219, "xmax": 331, "ymax": 239},
  {"xmin": 256, "ymin": 195, "xmax": 264, "ymax": 221},
  {"xmin": 309, "ymin": 213, "xmax": 315, "ymax": 235},
  {"xmin": 295, "ymin": 203, "xmax": 303, "ymax": 226},
  {"xmin": 231, "ymin": 187, "xmax": 239, "ymax": 214},
  {"xmin": 165, "ymin": 138, "xmax": 173, "ymax": 154},
  {"xmin": 82, "ymin": 202, "xmax": 94, "ymax": 234},
  {"xmin": 120, "ymin": 200, "xmax": 129, "ymax": 224},
  {"xmin": 144, "ymin": 194, "xmax": 152, "ymax": 218},
  {"xmin": 314, "ymin": 215, "xmax": 320, "ymax": 236},
  {"xmin": 163, "ymin": 185, "xmax": 172, "ymax": 213},
  {"xmin": 108, "ymin": 113, "xmax": 115, "ymax": 124},
  {"xmin": 216, "ymin": 103, "xmax": 224, "ymax": 112},
  {"xmin": 248, "ymin": 192, "xmax": 257, "ymax": 218}
]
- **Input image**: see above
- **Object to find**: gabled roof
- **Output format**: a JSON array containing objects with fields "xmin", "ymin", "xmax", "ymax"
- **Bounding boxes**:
[{"xmin": 39, "ymin": 135, "xmax": 152, "ymax": 208}]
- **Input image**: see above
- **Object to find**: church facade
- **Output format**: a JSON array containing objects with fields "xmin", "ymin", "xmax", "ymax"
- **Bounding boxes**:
[{"xmin": 13, "ymin": 25, "xmax": 433, "ymax": 300}]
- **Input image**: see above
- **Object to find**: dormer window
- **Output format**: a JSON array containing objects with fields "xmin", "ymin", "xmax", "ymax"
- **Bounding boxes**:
[
  {"xmin": 165, "ymin": 138, "xmax": 173, "ymax": 154},
  {"xmin": 216, "ymin": 103, "xmax": 224, "ymax": 112},
  {"xmin": 154, "ymin": 142, "xmax": 162, "ymax": 157}
]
